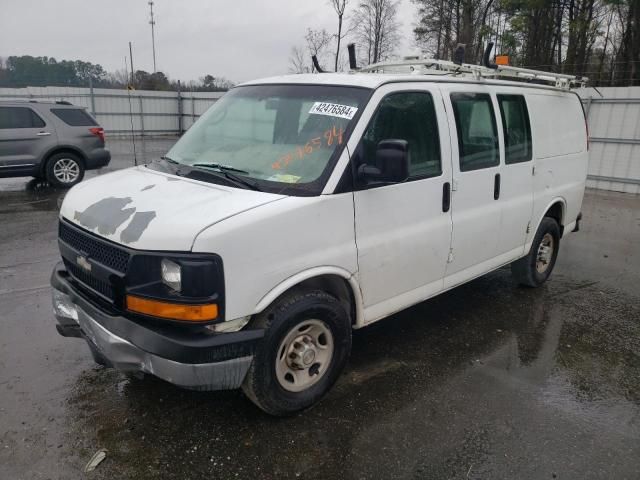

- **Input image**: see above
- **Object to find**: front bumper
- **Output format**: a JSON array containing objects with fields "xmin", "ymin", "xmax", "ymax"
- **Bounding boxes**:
[{"xmin": 51, "ymin": 264, "xmax": 263, "ymax": 390}]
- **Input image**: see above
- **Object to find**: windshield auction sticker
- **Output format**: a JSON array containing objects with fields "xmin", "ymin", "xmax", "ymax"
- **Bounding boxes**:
[{"xmin": 309, "ymin": 102, "xmax": 358, "ymax": 120}]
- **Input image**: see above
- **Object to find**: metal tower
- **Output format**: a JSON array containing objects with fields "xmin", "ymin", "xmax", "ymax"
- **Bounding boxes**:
[{"xmin": 149, "ymin": 1, "xmax": 157, "ymax": 72}]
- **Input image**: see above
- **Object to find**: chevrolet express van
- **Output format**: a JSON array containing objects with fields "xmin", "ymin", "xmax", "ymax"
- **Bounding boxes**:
[{"xmin": 51, "ymin": 63, "xmax": 588, "ymax": 415}]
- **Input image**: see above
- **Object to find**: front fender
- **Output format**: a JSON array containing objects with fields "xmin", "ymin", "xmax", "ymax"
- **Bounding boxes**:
[{"xmin": 252, "ymin": 266, "xmax": 365, "ymax": 328}]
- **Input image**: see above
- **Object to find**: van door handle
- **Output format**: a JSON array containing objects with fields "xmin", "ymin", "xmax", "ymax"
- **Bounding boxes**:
[
  {"xmin": 494, "ymin": 173, "xmax": 501, "ymax": 200},
  {"xmin": 36, "ymin": 132, "xmax": 51, "ymax": 136},
  {"xmin": 442, "ymin": 182, "xmax": 451, "ymax": 212}
]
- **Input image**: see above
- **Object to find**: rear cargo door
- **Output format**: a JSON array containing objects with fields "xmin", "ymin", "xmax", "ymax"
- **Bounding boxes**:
[{"xmin": 494, "ymin": 93, "xmax": 534, "ymax": 258}]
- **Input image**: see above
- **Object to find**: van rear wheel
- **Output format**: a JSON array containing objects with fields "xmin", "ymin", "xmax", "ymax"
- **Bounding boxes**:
[
  {"xmin": 242, "ymin": 290, "xmax": 351, "ymax": 416},
  {"xmin": 511, "ymin": 217, "xmax": 560, "ymax": 287}
]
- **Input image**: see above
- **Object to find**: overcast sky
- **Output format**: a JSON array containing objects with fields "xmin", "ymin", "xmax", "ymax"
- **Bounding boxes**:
[{"xmin": 0, "ymin": 0, "xmax": 418, "ymax": 83}]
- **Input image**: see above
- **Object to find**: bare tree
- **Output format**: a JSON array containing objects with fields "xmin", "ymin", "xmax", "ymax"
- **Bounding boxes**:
[
  {"xmin": 305, "ymin": 28, "xmax": 333, "ymax": 71},
  {"xmin": 329, "ymin": 0, "xmax": 349, "ymax": 71},
  {"xmin": 106, "ymin": 68, "xmax": 130, "ymax": 87},
  {"xmin": 288, "ymin": 46, "xmax": 311, "ymax": 74},
  {"xmin": 352, "ymin": 0, "xmax": 401, "ymax": 65}
]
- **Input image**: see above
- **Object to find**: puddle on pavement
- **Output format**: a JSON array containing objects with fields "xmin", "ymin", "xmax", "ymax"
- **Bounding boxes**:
[{"xmin": 0, "ymin": 179, "xmax": 67, "ymax": 213}]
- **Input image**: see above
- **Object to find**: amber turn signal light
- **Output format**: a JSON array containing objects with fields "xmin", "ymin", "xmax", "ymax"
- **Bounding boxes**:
[{"xmin": 126, "ymin": 295, "xmax": 218, "ymax": 322}]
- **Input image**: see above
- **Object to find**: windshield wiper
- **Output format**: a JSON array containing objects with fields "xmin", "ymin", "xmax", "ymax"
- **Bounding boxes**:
[
  {"xmin": 191, "ymin": 163, "xmax": 249, "ymax": 174},
  {"xmin": 161, "ymin": 155, "xmax": 179, "ymax": 164},
  {"xmin": 189, "ymin": 163, "xmax": 262, "ymax": 191}
]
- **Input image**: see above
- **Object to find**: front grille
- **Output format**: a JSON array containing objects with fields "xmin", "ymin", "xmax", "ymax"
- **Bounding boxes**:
[
  {"xmin": 63, "ymin": 259, "xmax": 115, "ymax": 299},
  {"xmin": 59, "ymin": 221, "xmax": 130, "ymax": 273}
]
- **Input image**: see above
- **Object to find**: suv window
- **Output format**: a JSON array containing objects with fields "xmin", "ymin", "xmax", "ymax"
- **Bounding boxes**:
[
  {"xmin": 51, "ymin": 108, "xmax": 97, "ymax": 126},
  {"xmin": 450, "ymin": 93, "xmax": 499, "ymax": 171},
  {"xmin": 497, "ymin": 95, "xmax": 532, "ymax": 164},
  {"xmin": 361, "ymin": 92, "xmax": 441, "ymax": 179},
  {"xmin": 0, "ymin": 107, "xmax": 46, "ymax": 129}
]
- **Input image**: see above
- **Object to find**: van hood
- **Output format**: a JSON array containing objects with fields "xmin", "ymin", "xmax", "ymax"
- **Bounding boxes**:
[{"xmin": 60, "ymin": 166, "xmax": 286, "ymax": 251}]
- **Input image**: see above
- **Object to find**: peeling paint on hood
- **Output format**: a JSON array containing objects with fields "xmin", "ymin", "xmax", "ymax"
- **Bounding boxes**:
[
  {"xmin": 60, "ymin": 166, "xmax": 286, "ymax": 251},
  {"xmin": 74, "ymin": 197, "xmax": 137, "ymax": 236}
]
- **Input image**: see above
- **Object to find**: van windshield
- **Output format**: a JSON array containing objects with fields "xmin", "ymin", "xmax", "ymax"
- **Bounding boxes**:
[{"xmin": 165, "ymin": 84, "xmax": 370, "ymax": 195}]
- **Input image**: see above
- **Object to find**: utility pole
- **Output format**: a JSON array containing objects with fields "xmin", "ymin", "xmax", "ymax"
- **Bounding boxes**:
[
  {"xmin": 149, "ymin": 1, "xmax": 157, "ymax": 72},
  {"xmin": 129, "ymin": 41, "xmax": 135, "ymax": 86}
]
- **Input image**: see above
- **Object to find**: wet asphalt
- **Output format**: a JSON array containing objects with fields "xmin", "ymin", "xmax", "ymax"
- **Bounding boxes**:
[{"xmin": 1, "ymin": 138, "xmax": 639, "ymax": 480}]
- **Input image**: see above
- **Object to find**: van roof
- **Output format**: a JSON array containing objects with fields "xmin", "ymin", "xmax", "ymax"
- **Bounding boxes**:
[
  {"xmin": 0, "ymin": 99, "xmax": 78, "ymax": 107},
  {"xmin": 241, "ymin": 73, "xmax": 577, "ymax": 93}
]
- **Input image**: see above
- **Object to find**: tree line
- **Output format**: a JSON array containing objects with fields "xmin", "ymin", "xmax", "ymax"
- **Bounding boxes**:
[
  {"xmin": 2, "ymin": 2, "xmax": 638, "ymax": 90},
  {"xmin": 0, "ymin": 55, "xmax": 234, "ymax": 91},
  {"xmin": 290, "ymin": 0, "xmax": 639, "ymax": 86}
]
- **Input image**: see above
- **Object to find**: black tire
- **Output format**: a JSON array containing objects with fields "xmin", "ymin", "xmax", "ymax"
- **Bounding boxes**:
[
  {"xmin": 511, "ymin": 217, "xmax": 561, "ymax": 287},
  {"xmin": 45, "ymin": 152, "xmax": 85, "ymax": 188},
  {"xmin": 242, "ymin": 290, "xmax": 352, "ymax": 416}
]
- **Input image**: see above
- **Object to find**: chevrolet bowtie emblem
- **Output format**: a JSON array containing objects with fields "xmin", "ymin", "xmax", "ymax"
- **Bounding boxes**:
[{"xmin": 76, "ymin": 255, "xmax": 92, "ymax": 272}]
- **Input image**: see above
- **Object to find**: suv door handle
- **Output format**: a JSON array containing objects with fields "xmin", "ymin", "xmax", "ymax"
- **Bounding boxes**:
[
  {"xmin": 442, "ymin": 182, "xmax": 451, "ymax": 212},
  {"xmin": 36, "ymin": 132, "xmax": 51, "ymax": 136},
  {"xmin": 494, "ymin": 173, "xmax": 501, "ymax": 200}
]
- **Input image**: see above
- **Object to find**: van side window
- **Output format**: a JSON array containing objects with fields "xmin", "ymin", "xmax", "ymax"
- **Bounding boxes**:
[
  {"xmin": 450, "ymin": 93, "xmax": 499, "ymax": 172},
  {"xmin": 361, "ymin": 92, "xmax": 441, "ymax": 179},
  {"xmin": 497, "ymin": 95, "xmax": 532, "ymax": 164},
  {"xmin": 0, "ymin": 107, "xmax": 45, "ymax": 129}
]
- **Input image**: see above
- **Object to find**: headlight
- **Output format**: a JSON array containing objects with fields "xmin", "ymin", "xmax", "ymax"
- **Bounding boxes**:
[{"xmin": 161, "ymin": 259, "xmax": 182, "ymax": 292}]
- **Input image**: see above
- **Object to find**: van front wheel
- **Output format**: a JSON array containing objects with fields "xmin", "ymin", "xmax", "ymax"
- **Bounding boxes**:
[
  {"xmin": 511, "ymin": 217, "xmax": 561, "ymax": 287},
  {"xmin": 242, "ymin": 290, "xmax": 351, "ymax": 416}
]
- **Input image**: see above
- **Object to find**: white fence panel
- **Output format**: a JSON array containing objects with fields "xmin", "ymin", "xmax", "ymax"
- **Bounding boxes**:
[
  {"xmin": 578, "ymin": 87, "xmax": 640, "ymax": 194},
  {"xmin": 0, "ymin": 86, "xmax": 224, "ymax": 136}
]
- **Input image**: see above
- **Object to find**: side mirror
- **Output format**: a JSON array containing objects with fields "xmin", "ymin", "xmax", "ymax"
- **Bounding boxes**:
[{"xmin": 357, "ymin": 139, "xmax": 409, "ymax": 184}]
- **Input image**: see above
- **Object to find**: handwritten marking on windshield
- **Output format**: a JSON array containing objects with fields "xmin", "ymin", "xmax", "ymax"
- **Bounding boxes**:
[
  {"xmin": 324, "ymin": 125, "xmax": 343, "ymax": 146},
  {"xmin": 272, "ymin": 126, "xmax": 344, "ymax": 170}
]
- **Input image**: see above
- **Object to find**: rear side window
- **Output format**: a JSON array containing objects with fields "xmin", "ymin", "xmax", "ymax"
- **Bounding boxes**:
[
  {"xmin": 450, "ymin": 93, "xmax": 499, "ymax": 172},
  {"xmin": 498, "ymin": 95, "xmax": 532, "ymax": 164},
  {"xmin": 51, "ymin": 108, "xmax": 97, "ymax": 126},
  {"xmin": 361, "ymin": 92, "xmax": 441, "ymax": 179},
  {"xmin": 0, "ymin": 107, "xmax": 45, "ymax": 129}
]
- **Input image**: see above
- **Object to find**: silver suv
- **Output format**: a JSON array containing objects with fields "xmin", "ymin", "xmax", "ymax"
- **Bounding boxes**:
[{"xmin": 0, "ymin": 100, "xmax": 110, "ymax": 187}]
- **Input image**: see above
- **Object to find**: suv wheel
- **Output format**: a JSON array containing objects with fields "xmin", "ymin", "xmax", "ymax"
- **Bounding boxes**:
[
  {"xmin": 242, "ymin": 290, "xmax": 352, "ymax": 416},
  {"xmin": 46, "ymin": 153, "xmax": 85, "ymax": 188},
  {"xmin": 511, "ymin": 217, "xmax": 561, "ymax": 287}
]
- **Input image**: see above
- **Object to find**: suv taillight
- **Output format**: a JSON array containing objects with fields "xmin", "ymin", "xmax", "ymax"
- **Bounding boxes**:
[{"xmin": 89, "ymin": 127, "xmax": 105, "ymax": 143}]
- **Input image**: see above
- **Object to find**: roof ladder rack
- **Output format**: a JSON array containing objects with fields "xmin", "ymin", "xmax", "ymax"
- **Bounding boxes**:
[{"xmin": 357, "ymin": 57, "xmax": 587, "ymax": 89}]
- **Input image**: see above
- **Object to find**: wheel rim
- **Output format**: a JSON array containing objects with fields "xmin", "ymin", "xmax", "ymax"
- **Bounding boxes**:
[
  {"xmin": 52, "ymin": 158, "xmax": 80, "ymax": 184},
  {"xmin": 536, "ymin": 233, "xmax": 555, "ymax": 274},
  {"xmin": 275, "ymin": 319, "xmax": 334, "ymax": 393}
]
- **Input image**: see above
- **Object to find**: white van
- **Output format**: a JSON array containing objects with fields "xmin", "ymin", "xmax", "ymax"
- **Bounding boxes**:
[{"xmin": 51, "ymin": 62, "xmax": 588, "ymax": 415}]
